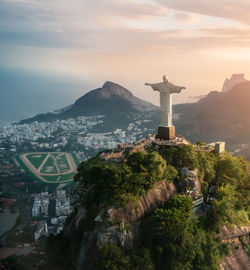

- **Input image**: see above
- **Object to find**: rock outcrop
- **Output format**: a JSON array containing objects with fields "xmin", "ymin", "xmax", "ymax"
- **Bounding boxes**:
[
  {"xmin": 221, "ymin": 237, "xmax": 250, "ymax": 270},
  {"xmin": 220, "ymin": 224, "xmax": 250, "ymax": 240},
  {"xmin": 220, "ymin": 224, "xmax": 250, "ymax": 270},
  {"xmin": 77, "ymin": 179, "xmax": 176, "ymax": 270},
  {"xmin": 221, "ymin": 74, "xmax": 247, "ymax": 93},
  {"xmin": 108, "ymin": 180, "xmax": 176, "ymax": 223}
]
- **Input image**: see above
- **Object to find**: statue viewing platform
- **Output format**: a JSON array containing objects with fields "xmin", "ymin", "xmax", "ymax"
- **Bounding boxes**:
[{"xmin": 99, "ymin": 133, "xmax": 190, "ymax": 162}]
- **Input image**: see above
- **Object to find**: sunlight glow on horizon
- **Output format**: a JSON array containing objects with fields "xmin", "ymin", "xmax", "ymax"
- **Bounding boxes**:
[{"xmin": 1, "ymin": 0, "xmax": 250, "ymax": 105}]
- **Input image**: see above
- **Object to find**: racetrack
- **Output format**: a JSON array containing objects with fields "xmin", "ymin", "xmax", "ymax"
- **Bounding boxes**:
[{"xmin": 18, "ymin": 152, "xmax": 77, "ymax": 184}]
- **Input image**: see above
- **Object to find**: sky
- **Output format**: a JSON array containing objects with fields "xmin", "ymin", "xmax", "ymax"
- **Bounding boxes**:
[{"xmin": 1, "ymin": 0, "xmax": 250, "ymax": 108}]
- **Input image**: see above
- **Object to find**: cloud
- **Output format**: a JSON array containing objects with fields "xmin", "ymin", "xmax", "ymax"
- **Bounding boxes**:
[
  {"xmin": 173, "ymin": 12, "xmax": 200, "ymax": 23},
  {"xmin": 157, "ymin": 0, "xmax": 250, "ymax": 25},
  {"xmin": 189, "ymin": 95, "xmax": 206, "ymax": 100},
  {"xmin": 201, "ymin": 27, "xmax": 250, "ymax": 38},
  {"xmin": 0, "ymin": 0, "xmax": 169, "ymax": 49},
  {"xmin": 1, "ymin": 0, "xmax": 249, "ymax": 54},
  {"xmin": 1, "ymin": 0, "xmax": 250, "ymax": 106}
]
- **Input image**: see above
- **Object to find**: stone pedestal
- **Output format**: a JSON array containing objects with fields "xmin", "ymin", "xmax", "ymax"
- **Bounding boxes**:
[{"xmin": 156, "ymin": 126, "xmax": 176, "ymax": 140}]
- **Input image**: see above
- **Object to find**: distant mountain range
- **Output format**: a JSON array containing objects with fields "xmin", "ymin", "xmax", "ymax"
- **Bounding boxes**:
[
  {"xmin": 20, "ymin": 81, "xmax": 158, "ymax": 125},
  {"xmin": 221, "ymin": 73, "xmax": 248, "ymax": 93},
  {"xmin": 20, "ymin": 78, "xmax": 250, "ymax": 155},
  {"xmin": 174, "ymin": 81, "xmax": 250, "ymax": 150}
]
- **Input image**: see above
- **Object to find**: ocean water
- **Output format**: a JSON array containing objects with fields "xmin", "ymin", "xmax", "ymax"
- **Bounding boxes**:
[{"xmin": 0, "ymin": 68, "xmax": 89, "ymax": 127}]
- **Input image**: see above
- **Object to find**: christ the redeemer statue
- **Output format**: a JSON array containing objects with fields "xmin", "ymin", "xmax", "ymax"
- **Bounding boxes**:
[{"xmin": 145, "ymin": 75, "xmax": 186, "ymax": 140}]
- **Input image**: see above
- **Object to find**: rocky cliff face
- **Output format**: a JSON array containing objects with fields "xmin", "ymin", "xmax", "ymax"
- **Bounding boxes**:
[
  {"xmin": 220, "ymin": 224, "xmax": 250, "ymax": 240},
  {"xmin": 107, "ymin": 180, "xmax": 176, "ymax": 223},
  {"xmin": 72, "ymin": 180, "xmax": 176, "ymax": 270},
  {"xmin": 220, "ymin": 224, "xmax": 250, "ymax": 270},
  {"xmin": 221, "ymin": 74, "xmax": 247, "ymax": 93}
]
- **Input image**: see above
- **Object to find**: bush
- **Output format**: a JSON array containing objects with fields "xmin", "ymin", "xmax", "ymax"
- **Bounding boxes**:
[
  {"xmin": 142, "ymin": 194, "xmax": 230, "ymax": 270},
  {"xmin": 79, "ymin": 151, "xmax": 177, "ymax": 207},
  {"xmin": 162, "ymin": 145, "xmax": 198, "ymax": 170}
]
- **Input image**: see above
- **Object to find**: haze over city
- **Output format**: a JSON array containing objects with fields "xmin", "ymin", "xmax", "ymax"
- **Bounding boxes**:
[{"xmin": 1, "ymin": 0, "xmax": 250, "ymax": 114}]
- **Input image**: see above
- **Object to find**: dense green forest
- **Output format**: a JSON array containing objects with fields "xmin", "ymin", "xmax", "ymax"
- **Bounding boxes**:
[
  {"xmin": 93, "ymin": 195, "xmax": 230, "ymax": 270},
  {"xmin": 75, "ymin": 151, "xmax": 177, "ymax": 207},
  {"xmin": 46, "ymin": 144, "xmax": 250, "ymax": 270}
]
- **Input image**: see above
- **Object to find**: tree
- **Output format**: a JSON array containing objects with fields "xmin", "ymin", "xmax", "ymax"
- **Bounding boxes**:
[
  {"xmin": 176, "ymin": 145, "xmax": 199, "ymax": 170},
  {"xmin": 211, "ymin": 184, "xmax": 249, "ymax": 229},
  {"xmin": 197, "ymin": 151, "xmax": 216, "ymax": 184},
  {"xmin": 94, "ymin": 244, "xmax": 131, "ymax": 270},
  {"xmin": 142, "ymin": 195, "xmax": 229, "ymax": 270},
  {"xmin": 93, "ymin": 245, "xmax": 155, "ymax": 270},
  {"xmin": 215, "ymin": 153, "xmax": 247, "ymax": 186},
  {"xmin": 215, "ymin": 153, "xmax": 250, "ymax": 214},
  {"xmin": 78, "ymin": 151, "xmax": 177, "ymax": 208},
  {"xmin": 127, "ymin": 151, "xmax": 148, "ymax": 173},
  {"xmin": 165, "ymin": 194, "xmax": 193, "ymax": 214},
  {"xmin": 162, "ymin": 145, "xmax": 198, "ymax": 170},
  {"xmin": 131, "ymin": 248, "xmax": 155, "ymax": 270}
]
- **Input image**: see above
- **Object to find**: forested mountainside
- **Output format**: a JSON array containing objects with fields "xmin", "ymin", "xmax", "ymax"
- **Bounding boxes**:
[
  {"xmin": 45, "ymin": 140, "xmax": 250, "ymax": 270},
  {"xmin": 175, "ymin": 81, "xmax": 250, "ymax": 146}
]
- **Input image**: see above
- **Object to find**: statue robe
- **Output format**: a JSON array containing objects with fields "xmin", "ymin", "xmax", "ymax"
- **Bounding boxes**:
[{"xmin": 148, "ymin": 81, "xmax": 184, "ymax": 127}]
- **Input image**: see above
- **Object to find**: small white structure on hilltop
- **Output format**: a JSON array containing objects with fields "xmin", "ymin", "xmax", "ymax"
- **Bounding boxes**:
[
  {"xmin": 205, "ymin": 141, "xmax": 226, "ymax": 155},
  {"xmin": 215, "ymin": 141, "xmax": 225, "ymax": 155}
]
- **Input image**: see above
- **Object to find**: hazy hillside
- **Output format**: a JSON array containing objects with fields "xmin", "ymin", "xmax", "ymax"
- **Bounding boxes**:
[
  {"xmin": 20, "ymin": 81, "xmax": 158, "ymax": 124},
  {"xmin": 175, "ymin": 81, "xmax": 250, "ymax": 147}
]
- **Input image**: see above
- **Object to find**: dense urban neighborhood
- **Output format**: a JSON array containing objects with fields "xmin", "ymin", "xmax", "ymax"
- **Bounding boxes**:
[
  {"xmin": 0, "ymin": 115, "xmax": 155, "ymax": 157},
  {"xmin": 0, "ymin": 113, "xmax": 156, "ymax": 262}
]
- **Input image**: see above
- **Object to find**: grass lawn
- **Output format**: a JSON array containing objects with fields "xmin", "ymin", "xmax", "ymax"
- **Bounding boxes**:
[
  {"xmin": 51, "ymin": 153, "xmax": 59, "ymax": 158},
  {"xmin": 42, "ymin": 175, "xmax": 60, "ymax": 182},
  {"xmin": 56, "ymin": 154, "xmax": 71, "ymax": 173},
  {"xmin": 59, "ymin": 172, "xmax": 75, "ymax": 181},
  {"xmin": 40, "ymin": 156, "xmax": 58, "ymax": 174},
  {"xmin": 72, "ymin": 153, "xmax": 80, "ymax": 166},
  {"xmin": 17, "ymin": 152, "xmax": 76, "ymax": 184},
  {"xmin": 16, "ymin": 155, "xmax": 49, "ymax": 184},
  {"xmin": 26, "ymin": 153, "xmax": 47, "ymax": 169}
]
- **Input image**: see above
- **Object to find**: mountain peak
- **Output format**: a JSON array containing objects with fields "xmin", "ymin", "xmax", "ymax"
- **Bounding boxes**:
[
  {"xmin": 102, "ymin": 81, "xmax": 120, "ymax": 88},
  {"xmin": 221, "ymin": 73, "xmax": 247, "ymax": 93},
  {"xmin": 71, "ymin": 81, "xmax": 157, "ymax": 115},
  {"xmin": 20, "ymin": 81, "xmax": 157, "ymax": 124},
  {"xmin": 99, "ymin": 81, "xmax": 133, "ymax": 99}
]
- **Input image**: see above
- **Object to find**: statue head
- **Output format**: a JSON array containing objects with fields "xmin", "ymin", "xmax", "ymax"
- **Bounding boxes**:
[{"xmin": 163, "ymin": 75, "xmax": 168, "ymax": 83}]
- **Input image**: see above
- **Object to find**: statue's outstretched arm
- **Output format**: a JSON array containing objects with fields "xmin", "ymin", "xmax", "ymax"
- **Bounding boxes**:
[
  {"xmin": 145, "ymin": 82, "xmax": 161, "ymax": 92},
  {"xmin": 170, "ymin": 86, "xmax": 186, "ymax": 94}
]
